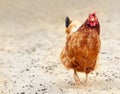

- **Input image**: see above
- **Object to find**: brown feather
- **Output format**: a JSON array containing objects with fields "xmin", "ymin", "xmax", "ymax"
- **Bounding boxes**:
[{"xmin": 60, "ymin": 18, "xmax": 101, "ymax": 74}]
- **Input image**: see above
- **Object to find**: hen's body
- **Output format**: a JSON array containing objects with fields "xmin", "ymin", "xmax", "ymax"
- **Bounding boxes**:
[
  {"xmin": 60, "ymin": 13, "xmax": 101, "ymax": 86},
  {"xmin": 66, "ymin": 21, "xmax": 100, "ymax": 74}
]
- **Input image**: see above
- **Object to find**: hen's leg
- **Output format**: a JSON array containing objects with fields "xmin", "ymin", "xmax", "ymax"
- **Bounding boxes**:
[
  {"xmin": 82, "ymin": 73, "xmax": 88, "ymax": 86},
  {"xmin": 74, "ymin": 69, "xmax": 82, "ymax": 85}
]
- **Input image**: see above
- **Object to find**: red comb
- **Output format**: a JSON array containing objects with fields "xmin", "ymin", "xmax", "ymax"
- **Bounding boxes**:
[{"xmin": 89, "ymin": 12, "xmax": 96, "ymax": 17}]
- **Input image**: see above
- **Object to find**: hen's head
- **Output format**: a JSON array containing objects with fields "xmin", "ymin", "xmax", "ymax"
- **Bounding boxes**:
[{"xmin": 87, "ymin": 12, "xmax": 98, "ymax": 27}]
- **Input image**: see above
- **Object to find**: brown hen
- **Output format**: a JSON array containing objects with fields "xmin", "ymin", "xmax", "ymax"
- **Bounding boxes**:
[{"xmin": 60, "ymin": 12, "xmax": 101, "ymax": 86}]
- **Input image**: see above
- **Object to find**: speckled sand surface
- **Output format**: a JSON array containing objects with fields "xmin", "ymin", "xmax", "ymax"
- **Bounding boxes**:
[{"xmin": 0, "ymin": 0, "xmax": 120, "ymax": 94}]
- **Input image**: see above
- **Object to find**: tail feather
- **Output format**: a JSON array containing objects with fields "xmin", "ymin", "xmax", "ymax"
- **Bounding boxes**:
[{"xmin": 65, "ymin": 16, "xmax": 71, "ymax": 28}]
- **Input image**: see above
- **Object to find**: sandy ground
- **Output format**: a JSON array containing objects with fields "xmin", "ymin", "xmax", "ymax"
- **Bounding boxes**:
[{"xmin": 0, "ymin": 0, "xmax": 120, "ymax": 94}]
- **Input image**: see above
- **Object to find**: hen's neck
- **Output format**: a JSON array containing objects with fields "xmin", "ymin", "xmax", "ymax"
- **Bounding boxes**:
[{"xmin": 79, "ymin": 19, "xmax": 100, "ymax": 35}]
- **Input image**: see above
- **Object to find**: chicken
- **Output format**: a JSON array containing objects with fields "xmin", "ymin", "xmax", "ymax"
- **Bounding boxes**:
[{"xmin": 60, "ymin": 12, "xmax": 101, "ymax": 86}]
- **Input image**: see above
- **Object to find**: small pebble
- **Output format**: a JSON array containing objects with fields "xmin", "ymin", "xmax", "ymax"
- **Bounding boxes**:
[
  {"xmin": 26, "ymin": 69, "xmax": 30, "ymax": 71},
  {"xmin": 96, "ymin": 72, "xmax": 99, "ymax": 76},
  {"xmin": 21, "ymin": 92, "xmax": 25, "ymax": 94},
  {"xmin": 41, "ymin": 88, "xmax": 47, "ymax": 91},
  {"xmin": 106, "ymin": 79, "xmax": 108, "ymax": 81},
  {"xmin": 40, "ymin": 84, "xmax": 43, "ymax": 86}
]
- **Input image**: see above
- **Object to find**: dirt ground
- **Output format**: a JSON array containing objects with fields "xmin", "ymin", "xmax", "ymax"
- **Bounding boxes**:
[{"xmin": 0, "ymin": 0, "xmax": 120, "ymax": 94}]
